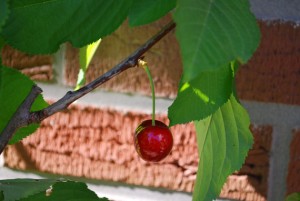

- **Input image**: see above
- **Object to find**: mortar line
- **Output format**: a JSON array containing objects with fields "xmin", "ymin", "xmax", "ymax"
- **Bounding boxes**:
[{"xmin": 267, "ymin": 124, "xmax": 293, "ymax": 201}]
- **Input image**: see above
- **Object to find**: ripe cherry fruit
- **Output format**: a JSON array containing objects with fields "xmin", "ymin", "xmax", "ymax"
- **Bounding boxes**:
[
  {"xmin": 134, "ymin": 119, "xmax": 173, "ymax": 162},
  {"xmin": 134, "ymin": 60, "xmax": 173, "ymax": 162}
]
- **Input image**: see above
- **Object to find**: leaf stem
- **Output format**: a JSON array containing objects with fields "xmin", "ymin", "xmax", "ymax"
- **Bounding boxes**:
[{"xmin": 144, "ymin": 65, "xmax": 156, "ymax": 126}]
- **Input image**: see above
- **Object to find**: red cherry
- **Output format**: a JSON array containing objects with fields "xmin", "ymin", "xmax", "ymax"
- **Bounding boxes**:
[{"xmin": 134, "ymin": 120, "xmax": 173, "ymax": 162}]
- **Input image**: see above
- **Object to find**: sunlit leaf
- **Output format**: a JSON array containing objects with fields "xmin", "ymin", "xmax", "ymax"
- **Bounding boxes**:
[
  {"xmin": 76, "ymin": 39, "xmax": 101, "ymax": 89},
  {"xmin": 80, "ymin": 40, "xmax": 101, "ymax": 72},
  {"xmin": 168, "ymin": 62, "xmax": 233, "ymax": 126},
  {"xmin": 193, "ymin": 95, "xmax": 253, "ymax": 201},
  {"xmin": 285, "ymin": 193, "xmax": 300, "ymax": 201}
]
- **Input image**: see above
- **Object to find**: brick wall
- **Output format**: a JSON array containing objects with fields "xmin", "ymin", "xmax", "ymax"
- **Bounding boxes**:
[
  {"xmin": 1, "ymin": 16, "xmax": 300, "ymax": 201},
  {"xmin": 287, "ymin": 129, "xmax": 300, "ymax": 195}
]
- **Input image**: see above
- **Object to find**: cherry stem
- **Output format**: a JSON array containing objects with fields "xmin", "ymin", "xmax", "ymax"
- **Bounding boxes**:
[{"xmin": 143, "ymin": 65, "xmax": 156, "ymax": 126}]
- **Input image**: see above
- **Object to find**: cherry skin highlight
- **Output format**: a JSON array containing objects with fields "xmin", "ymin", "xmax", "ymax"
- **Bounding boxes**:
[{"xmin": 134, "ymin": 120, "xmax": 173, "ymax": 162}]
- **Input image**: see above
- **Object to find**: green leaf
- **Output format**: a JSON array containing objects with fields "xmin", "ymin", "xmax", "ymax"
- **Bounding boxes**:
[
  {"xmin": 0, "ymin": 36, "xmax": 5, "ymax": 51},
  {"xmin": 0, "ymin": 179, "xmax": 108, "ymax": 201},
  {"xmin": 2, "ymin": 0, "xmax": 132, "ymax": 54},
  {"xmin": 168, "ymin": 62, "xmax": 233, "ymax": 126},
  {"xmin": 193, "ymin": 95, "xmax": 253, "ymax": 201},
  {"xmin": 76, "ymin": 39, "xmax": 101, "ymax": 90},
  {"xmin": 79, "ymin": 40, "xmax": 101, "ymax": 72},
  {"xmin": 0, "ymin": 179, "xmax": 57, "ymax": 201},
  {"xmin": 0, "ymin": 65, "xmax": 48, "ymax": 144},
  {"xmin": 75, "ymin": 69, "xmax": 86, "ymax": 90},
  {"xmin": 0, "ymin": 0, "xmax": 9, "ymax": 33},
  {"xmin": 285, "ymin": 193, "xmax": 300, "ymax": 201},
  {"xmin": 19, "ymin": 180, "xmax": 108, "ymax": 201},
  {"xmin": 174, "ymin": 0, "xmax": 260, "ymax": 81},
  {"xmin": 0, "ymin": 191, "xmax": 3, "ymax": 200},
  {"xmin": 128, "ymin": 0, "xmax": 176, "ymax": 26}
]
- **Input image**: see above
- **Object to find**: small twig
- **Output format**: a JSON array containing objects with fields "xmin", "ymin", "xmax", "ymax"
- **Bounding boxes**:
[{"xmin": 0, "ymin": 21, "xmax": 176, "ymax": 154}]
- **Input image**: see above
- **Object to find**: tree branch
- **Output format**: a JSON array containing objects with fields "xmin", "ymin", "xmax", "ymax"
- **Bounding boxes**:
[
  {"xmin": 0, "ymin": 21, "xmax": 175, "ymax": 154},
  {"xmin": 0, "ymin": 85, "xmax": 42, "ymax": 153}
]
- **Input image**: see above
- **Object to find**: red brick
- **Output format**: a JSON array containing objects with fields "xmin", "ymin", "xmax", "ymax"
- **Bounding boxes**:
[
  {"xmin": 236, "ymin": 21, "xmax": 300, "ymax": 105},
  {"xmin": 286, "ymin": 128, "xmax": 300, "ymax": 195},
  {"xmin": 1, "ymin": 45, "xmax": 53, "ymax": 81},
  {"xmin": 65, "ymin": 20, "xmax": 300, "ymax": 105},
  {"xmin": 4, "ymin": 103, "xmax": 272, "ymax": 201},
  {"xmin": 64, "ymin": 15, "xmax": 181, "ymax": 98}
]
